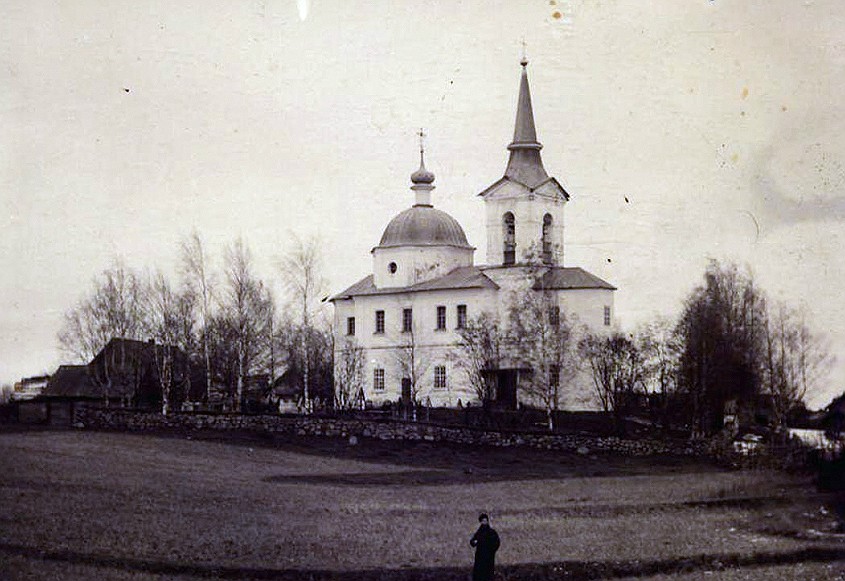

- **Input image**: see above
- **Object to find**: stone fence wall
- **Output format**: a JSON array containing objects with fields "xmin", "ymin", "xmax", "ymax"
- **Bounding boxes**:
[{"xmin": 76, "ymin": 408, "xmax": 710, "ymax": 458}]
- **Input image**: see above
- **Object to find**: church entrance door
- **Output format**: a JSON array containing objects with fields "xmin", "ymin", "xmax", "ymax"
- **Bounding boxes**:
[{"xmin": 496, "ymin": 370, "xmax": 518, "ymax": 410}]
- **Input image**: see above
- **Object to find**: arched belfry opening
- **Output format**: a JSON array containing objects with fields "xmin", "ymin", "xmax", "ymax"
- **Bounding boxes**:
[
  {"xmin": 503, "ymin": 212, "xmax": 516, "ymax": 265},
  {"xmin": 542, "ymin": 213, "xmax": 553, "ymax": 264}
]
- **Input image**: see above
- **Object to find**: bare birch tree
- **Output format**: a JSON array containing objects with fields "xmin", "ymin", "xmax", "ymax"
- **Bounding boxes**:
[
  {"xmin": 334, "ymin": 338, "xmax": 365, "ymax": 411},
  {"xmin": 143, "ymin": 270, "xmax": 195, "ymax": 415},
  {"xmin": 279, "ymin": 234, "xmax": 327, "ymax": 413},
  {"xmin": 507, "ymin": 287, "xmax": 579, "ymax": 431},
  {"xmin": 393, "ymin": 323, "xmax": 433, "ymax": 419},
  {"xmin": 180, "ymin": 231, "xmax": 215, "ymax": 402},
  {"xmin": 58, "ymin": 260, "xmax": 145, "ymax": 363},
  {"xmin": 639, "ymin": 318, "xmax": 683, "ymax": 430},
  {"xmin": 222, "ymin": 238, "xmax": 272, "ymax": 411},
  {"xmin": 580, "ymin": 332, "xmax": 648, "ymax": 435},
  {"xmin": 452, "ymin": 311, "xmax": 505, "ymax": 405},
  {"xmin": 762, "ymin": 303, "xmax": 831, "ymax": 435}
]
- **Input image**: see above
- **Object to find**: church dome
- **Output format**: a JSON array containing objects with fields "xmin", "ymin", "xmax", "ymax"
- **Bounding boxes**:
[{"xmin": 377, "ymin": 206, "xmax": 472, "ymax": 249}]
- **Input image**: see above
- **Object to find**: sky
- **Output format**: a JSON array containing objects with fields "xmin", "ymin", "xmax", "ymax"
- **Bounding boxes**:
[{"xmin": 2, "ymin": 0, "xmax": 844, "ymax": 408}]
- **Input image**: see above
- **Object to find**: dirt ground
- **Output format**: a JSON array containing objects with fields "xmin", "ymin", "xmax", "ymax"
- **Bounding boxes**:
[{"xmin": 1, "ymin": 427, "xmax": 843, "ymax": 580}]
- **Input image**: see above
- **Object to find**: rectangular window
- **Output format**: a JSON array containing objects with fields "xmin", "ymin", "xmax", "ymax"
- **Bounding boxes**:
[
  {"xmin": 549, "ymin": 305, "xmax": 560, "ymax": 326},
  {"xmin": 402, "ymin": 308, "xmax": 413, "ymax": 333},
  {"xmin": 456, "ymin": 304, "xmax": 467, "ymax": 329},
  {"xmin": 375, "ymin": 310, "xmax": 385, "ymax": 334},
  {"xmin": 436, "ymin": 305, "xmax": 446, "ymax": 330},
  {"xmin": 347, "ymin": 317, "xmax": 355, "ymax": 336},
  {"xmin": 373, "ymin": 368, "xmax": 385, "ymax": 391},
  {"xmin": 603, "ymin": 306, "xmax": 611, "ymax": 326},
  {"xmin": 434, "ymin": 365, "xmax": 447, "ymax": 389}
]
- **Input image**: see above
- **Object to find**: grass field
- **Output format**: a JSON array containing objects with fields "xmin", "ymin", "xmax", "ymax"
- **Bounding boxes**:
[{"xmin": 1, "ymin": 428, "xmax": 844, "ymax": 580}]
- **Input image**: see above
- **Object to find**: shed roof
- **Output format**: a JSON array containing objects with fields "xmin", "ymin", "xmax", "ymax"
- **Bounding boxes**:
[{"xmin": 531, "ymin": 267, "xmax": 617, "ymax": 291}]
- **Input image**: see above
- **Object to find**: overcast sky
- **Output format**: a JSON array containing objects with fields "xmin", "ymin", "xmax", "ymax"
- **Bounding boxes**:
[{"xmin": 2, "ymin": 0, "xmax": 844, "ymax": 408}]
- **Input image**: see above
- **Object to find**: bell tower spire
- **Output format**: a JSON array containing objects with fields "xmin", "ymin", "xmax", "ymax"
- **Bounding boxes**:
[
  {"xmin": 478, "ymin": 54, "xmax": 570, "ymax": 268},
  {"xmin": 505, "ymin": 55, "xmax": 549, "ymax": 186}
]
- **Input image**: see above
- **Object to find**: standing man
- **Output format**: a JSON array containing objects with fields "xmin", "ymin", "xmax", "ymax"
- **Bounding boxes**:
[{"xmin": 469, "ymin": 513, "xmax": 500, "ymax": 581}]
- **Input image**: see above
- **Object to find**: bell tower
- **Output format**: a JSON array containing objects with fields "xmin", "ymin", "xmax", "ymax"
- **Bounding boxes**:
[{"xmin": 478, "ymin": 57, "xmax": 570, "ymax": 267}]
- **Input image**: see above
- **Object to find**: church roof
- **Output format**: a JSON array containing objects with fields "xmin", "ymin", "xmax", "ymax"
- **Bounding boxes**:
[
  {"xmin": 376, "ymin": 205, "xmax": 472, "ymax": 250},
  {"xmin": 478, "ymin": 60, "xmax": 569, "ymax": 201},
  {"xmin": 531, "ymin": 267, "xmax": 617, "ymax": 291},
  {"xmin": 330, "ymin": 266, "xmax": 499, "ymax": 301}
]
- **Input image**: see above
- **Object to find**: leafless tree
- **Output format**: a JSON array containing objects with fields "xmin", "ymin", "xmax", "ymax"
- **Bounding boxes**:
[
  {"xmin": 638, "ymin": 318, "xmax": 683, "ymax": 430},
  {"xmin": 762, "ymin": 303, "xmax": 831, "ymax": 435},
  {"xmin": 277, "ymin": 314, "xmax": 334, "ymax": 410},
  {"xmin": 451, "ymin": 311, "xmax": 505, "ymax": 405},
  {"xmin": 88, "ymin": 339, "xmax": 146, "ymax": 408},
  {"xmin": 279, "ymin": 234, "xmax": 327, "ymax": 413},
  {"xmin": 334, "ymin": 337, "xmax": 365, "ymax": 411},
  {"xmin": 143, "ymin": 270, "xmax": 195, "ymax": 415},
  {"xmin": 180, "ymin": 231, "xmax": 215, "ymax": 402},
  {"xmin": 507, "ymin": 286, "xmax": 580, "ymax": 431},
  {"xmin": 222, "ymin": 237, "xmax": 273, "ymax": 411},
  {"xmin": 264, "ymin": 289, "xmax": 281, "ymax": 386},
  {"xmin": 58, "ymin": 260, "xmax": 145, "ymax": 363},
  {"xmin": 393, "ymin": 323, "xmax": 433, "ymax": 419},
  {"xmin": 580, "ymin": 331, "xmax": 648, "ymax": 435}
]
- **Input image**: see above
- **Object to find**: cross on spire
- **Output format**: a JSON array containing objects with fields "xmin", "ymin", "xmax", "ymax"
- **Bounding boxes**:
[
  {"xmin": 417, "ymin": 127, "xmax": 426, "ymax": 154},
  {"xmin": 520, "ymin": 38, "xmax": 528, "ymax": 66}
]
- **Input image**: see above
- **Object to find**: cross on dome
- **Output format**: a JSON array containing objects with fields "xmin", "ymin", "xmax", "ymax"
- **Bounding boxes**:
[{"xmin": 410, "ymin": 127, "xmax": 435, "ymax": 187}]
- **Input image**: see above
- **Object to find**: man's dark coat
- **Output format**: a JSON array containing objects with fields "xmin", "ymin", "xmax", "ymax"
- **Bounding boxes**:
[{"xmin": 470, "ymin": 523, "xmax": 500, "ymax": 581}]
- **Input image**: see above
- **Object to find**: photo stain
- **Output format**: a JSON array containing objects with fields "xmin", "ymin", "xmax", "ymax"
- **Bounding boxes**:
[
  {"xmin": 781, "ymin": 105, "xmax": 788, "ymax": 112},
  {"xmin": 741, "ymin": 87, "xmax": 749, "ymax": 99},
  {"xmin": 123, "ymin": 88, "xmax": 130, "ymax": 93},
  {"xmin": 550, "ymin": 0, "xmax": 556, "ymax": 5},
  {"xmin": 553, "ymin": 11, "xmax": 562, "ymax": 19}
]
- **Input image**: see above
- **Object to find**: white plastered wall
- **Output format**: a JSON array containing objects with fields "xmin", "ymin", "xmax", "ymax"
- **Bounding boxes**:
[
  {"xmin": 484, "ymin": 194, "xmax": 566, "ymax": 266},
  {"xmin": 372, "ymin": 245, "xmax": 474, "ymax": 288}
]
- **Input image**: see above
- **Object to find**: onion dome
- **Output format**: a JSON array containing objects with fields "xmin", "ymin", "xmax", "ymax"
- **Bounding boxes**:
[{"xmin": 410, "ymin": 153, "xmax": 435, "ymax": 185}]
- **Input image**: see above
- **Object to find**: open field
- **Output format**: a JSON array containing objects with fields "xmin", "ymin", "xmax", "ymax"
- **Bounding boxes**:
[{"xmin": 1, "ymin": 428, "xmax": 844, "ymax": 580}]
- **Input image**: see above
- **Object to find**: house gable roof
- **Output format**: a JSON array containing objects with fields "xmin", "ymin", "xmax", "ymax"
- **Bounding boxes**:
[{"xmin": 43, "ymin": 365, "xmax": 99, "ymax": 398}]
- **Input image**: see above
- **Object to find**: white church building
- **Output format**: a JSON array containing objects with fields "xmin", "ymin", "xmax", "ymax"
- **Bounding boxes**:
[{"xmin": 330, "ymin": 58, "xmax": 616, "ymax": 411}]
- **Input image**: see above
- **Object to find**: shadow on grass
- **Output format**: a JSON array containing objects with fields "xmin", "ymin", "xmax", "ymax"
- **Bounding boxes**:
[
  {"xmin": 1, "ymin": 541, "xmax": 843, "ymax": 580},
  {"xmin": 149, "ymin": 429, "xmax": 725, "ymax": 484}
]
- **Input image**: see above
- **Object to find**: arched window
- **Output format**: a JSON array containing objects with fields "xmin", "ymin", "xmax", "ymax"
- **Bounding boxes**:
[
  {"xmin": 542, "ymin": 213, "xmax": 553, "ymax": 264},
  {"xmin": 503, "ymin": 212, "xmax": 516, "ymax": 265}
]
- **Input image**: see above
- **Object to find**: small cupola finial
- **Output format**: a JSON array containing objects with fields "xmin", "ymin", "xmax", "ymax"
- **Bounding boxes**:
[
  {"xmin": 410, "ymin": 128, "xmax": 435, "ymax": 206},
  {"xmin": 410, "ymin": 127, "xmax": 435, "ymax": 186}
]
